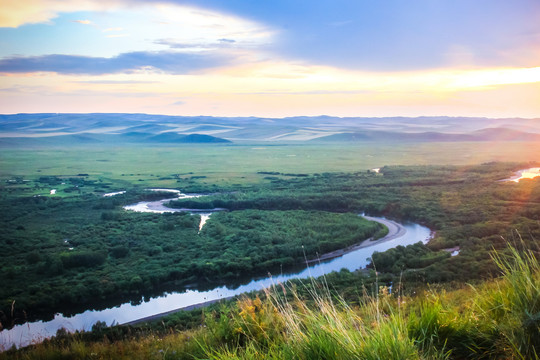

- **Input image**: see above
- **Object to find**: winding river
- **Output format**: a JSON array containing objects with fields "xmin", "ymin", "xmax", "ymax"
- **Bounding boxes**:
[
  {"xmin": 1, "ymin": 191, "xmax": 432, "ymax": 350},
  {"xmin": 122, "ymin": 189, "xmax": 225, "ymax": 231}
]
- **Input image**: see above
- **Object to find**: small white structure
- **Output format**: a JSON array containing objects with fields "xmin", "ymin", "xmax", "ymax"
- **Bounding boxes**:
[{"xmin": 50, "ymin": 189, "xmax": 57, "ymax": 195}]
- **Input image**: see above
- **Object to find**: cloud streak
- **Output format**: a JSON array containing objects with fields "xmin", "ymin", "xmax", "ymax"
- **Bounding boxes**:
[
  {"xmin": 74, "ymin": 80, "xmax": 159, "ymax": 84},
  {"xmin": 0, "ymin": 51, "xmax": 231, "ymax": 75},
  {"xmin": 72, "ymin": 19, "xmax": 92, "ymax": 25},
  {"xmin": 154, "ymin": 38, "xmax": 240, "ymax": 51},
  {"xmin": 0, "ymin": 0, "xmax": 126, "ymax": 27}
]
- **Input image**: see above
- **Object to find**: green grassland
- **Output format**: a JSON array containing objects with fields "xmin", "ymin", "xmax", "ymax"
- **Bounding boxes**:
[{"xmin": 2, "ymin": 141, "xmax": 540, "ymax": 187}]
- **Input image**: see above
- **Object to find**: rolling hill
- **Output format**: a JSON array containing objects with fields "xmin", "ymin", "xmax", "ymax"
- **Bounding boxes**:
[{"xmin": 0, "ymin": 113, "xmax": 539, "ymax": 146}]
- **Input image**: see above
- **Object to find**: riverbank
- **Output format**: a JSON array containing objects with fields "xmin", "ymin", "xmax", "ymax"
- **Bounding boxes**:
[
  {"xmin": 123, "ymin": 216, "xmax": 411, "ymax": 327},
  {"xmin": 122, "ymin": 297, "xmax": 234, "ymax": 326},
  {"xmin": 0, "ymin": 210, "xmax": 431, "ymax": 350},
  {"xmin": 306, "ymin": 216, "xmax": 406, "ymax": 264}
]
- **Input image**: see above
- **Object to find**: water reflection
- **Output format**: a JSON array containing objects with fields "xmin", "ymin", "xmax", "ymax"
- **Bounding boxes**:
[
  {"xmin": 502, "ymin": 167, "xmax": 540, "ymax": 182},
  {"xmin": 1, "ymin": 216, "xmax": 431, "ymax": 350}
]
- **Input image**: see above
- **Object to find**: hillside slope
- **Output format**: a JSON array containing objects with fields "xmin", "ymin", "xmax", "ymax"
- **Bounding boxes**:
[{"xmin": 2, "ymin": 245, "xmax": 538, "ymax": 359}]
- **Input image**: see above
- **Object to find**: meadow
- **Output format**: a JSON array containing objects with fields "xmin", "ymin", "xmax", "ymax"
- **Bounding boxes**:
[{"xmin": 2, "ymin": 141, "xmax": 540, "ymax": 186}]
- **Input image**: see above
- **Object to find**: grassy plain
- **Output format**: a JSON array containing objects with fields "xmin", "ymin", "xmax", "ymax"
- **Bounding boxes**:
[{"xmin": 1, "ymin": 142, "xmax": 539, "ymax": 197}]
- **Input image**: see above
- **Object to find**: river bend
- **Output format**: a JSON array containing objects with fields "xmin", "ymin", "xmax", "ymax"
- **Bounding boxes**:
[{"xmin": 1, "ymin": 191, "xmax": 432, "ymax": 350}]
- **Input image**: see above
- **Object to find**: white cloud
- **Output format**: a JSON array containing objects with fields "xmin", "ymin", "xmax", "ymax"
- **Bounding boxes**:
[
  {"xmin": 72, "ymin": 19, "xmax": 92, "ymax": 25},
  {"xmin": 147, "ymin": 4, "xmax": 274, "ymax": 52},
  {"xmin": 0, "ymin": 0, "xmax": 126, "ymax": 27},
  {"xmin": 0, "ymin": 0, "xmax": 274, "ymax": 60},
  {"xmin": 0, "ymin": 0, "xmax": 274, "ymax": 47}
]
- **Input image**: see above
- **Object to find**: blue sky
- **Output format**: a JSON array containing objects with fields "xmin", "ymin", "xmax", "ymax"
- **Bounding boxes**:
[
  {"xmin": 183, "ymin": 0, "xmax": 540, "ymax": 70},
  {"xmin": 0, "ymin": 0, "xmax": 539, "ymax": 117}
]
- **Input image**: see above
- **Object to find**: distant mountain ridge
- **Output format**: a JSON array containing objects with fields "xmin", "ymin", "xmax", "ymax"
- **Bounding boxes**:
[
  {"xmin": 314, "ymin": 128, "xmax": 540, "ymax": 142},
  {"xmin": 147, "ymin": 133, "xmax": 231, "ymax": 143},
  {"xmin": 0, "ymin": 113, "xmax": 538, "ymax": 145}
]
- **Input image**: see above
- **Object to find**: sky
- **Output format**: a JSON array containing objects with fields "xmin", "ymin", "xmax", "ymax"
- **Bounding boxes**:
[{"xmin": 0, "ymin": 0, "xmax": 539, "ymax": 118}]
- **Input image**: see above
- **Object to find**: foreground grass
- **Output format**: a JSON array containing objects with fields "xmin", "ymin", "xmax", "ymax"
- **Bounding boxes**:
[{"xmin": 2, "ymin": 244, "xmax": 539, "ymax": 359}]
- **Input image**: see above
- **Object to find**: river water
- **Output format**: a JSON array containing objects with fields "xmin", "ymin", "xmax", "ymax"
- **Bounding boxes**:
[
  {"xmin": 501, "ymin": 167, "xmax": 540, "ymax": 182},
  {"xmin": 121, "ymin": 189, "xmax": 224, "ymax": 231},
  {"xmin": 1, "ymin": 191, "xmax": 432, "ymax": 350}
]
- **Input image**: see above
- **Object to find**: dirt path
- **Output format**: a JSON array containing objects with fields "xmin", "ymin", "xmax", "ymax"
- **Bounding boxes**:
[{"xmin": 305, "ymin": 215, "xmax": 406, "ymax": 264}]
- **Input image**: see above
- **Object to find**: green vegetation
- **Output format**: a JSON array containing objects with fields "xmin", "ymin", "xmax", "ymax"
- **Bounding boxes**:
[
  {"xmin": 3, "ymin": 244, "xmax": 539, "ymax": 359},
  {"xmin": 370, "ymin": 242, "xmax": 451, "ymax": 274},
  {"xmin": 1, "ymin": 140, "xmax": 539, "ymax": 357},
  {"xmin": 0, "ymin": 189, "xmax": 381, "ymax": 327},
  {"xmin": 1, "ymin": 141, "xmax": 540, "ymax": 185},
  {"xmin": 201, "ymin": 210, "xmax": 384, "ymax": 275},
  {"xmin": 2, "ymin": 161, "xmax": 540, "ymax": 328},
  {"xmin": 170, "ymin": 162, "xmax": 540, "ymax": 281}
]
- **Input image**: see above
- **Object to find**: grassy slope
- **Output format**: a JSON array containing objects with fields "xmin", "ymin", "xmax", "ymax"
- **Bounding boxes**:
[{"xmin": 3, "ymin": 245, "xmax": 538, "ymax": 359}]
